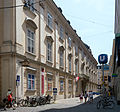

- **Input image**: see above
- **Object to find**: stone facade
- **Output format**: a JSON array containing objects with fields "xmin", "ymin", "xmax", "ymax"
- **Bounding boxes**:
[{"xmin": 0, "ymin": 0, "xmax": 97, "ymax": 101}]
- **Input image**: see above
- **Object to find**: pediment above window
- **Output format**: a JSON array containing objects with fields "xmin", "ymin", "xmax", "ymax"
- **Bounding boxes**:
[
  {"xmin": 25, "ymin": 17, "xmax": 38, "ymax": 29},
  {"xmin": 68, "ymin": 53, "xmax": 72, "ymax": 57},
  {"xmin": 46, "ymin": 35, "xmax": 54, "ymax": 42},
  {"xmin": 75, "ymin": 58, "xmax": 79, "ymax": 63},
  {"xmin": 59, "ymin": 45, "xmax": 65, "ymax": 51}
]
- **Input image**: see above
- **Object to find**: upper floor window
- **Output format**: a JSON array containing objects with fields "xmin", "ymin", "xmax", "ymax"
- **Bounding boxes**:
[
  {"xmin": 28, "ymin": 74, "xmax": 35, "ymax": 90},
  {"xmin": 68, "ymin": 37, "xmax": 71, "ymax": 48},
  {"xmin": 60, "ymin": 50, "xmax": 64, "ymax": 67},
  {"xmin": 60, "ymin": 26, "xmax": 64, "ymax": 40},
  {"xmin": 69, "ymin": 56, "xmax": 72, "ymax": 72},
  {"xmin": 75, "ymin": 45, "xmax": 78, "ymax": 55},
  {"xmin": 47, "ymin": 12, "xmax": 52, "ymax": 29},
  {"xmin": 75, "ymin": 61, "xmax": 78, "ymax": 75},
  {"xmin": 47, "ymin": 41, "xmax": 52, "ymax": 62},
  {"xmin": 27, "ymin": 29, "xmax": 35, "ymax": 54},
  {"xmin": 25, "ymin": 0, "xmax": 35, "ymax": 12}
]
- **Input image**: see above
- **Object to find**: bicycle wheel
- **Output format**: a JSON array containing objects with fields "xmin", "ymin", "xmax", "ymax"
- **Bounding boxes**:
[
  {"xmin": 22, "ymin": 100, "xmax": 28, "ymax": 107},
  {"xmin": 107, "ymin": 101, "xmax": 114, "ymax": 109},
  {"xmin": 97, "ymin": 101, "xmax": 101, "ymax": 109}
]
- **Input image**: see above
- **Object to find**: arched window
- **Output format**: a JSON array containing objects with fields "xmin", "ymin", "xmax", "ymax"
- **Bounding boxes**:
[
  {"xmin": 25, "ymin": 18, "xmax": 37, "ymax": 54},
  {"xmin": 68, "ymin": 53, "xmax": 72, "ymax": 72},
  {"xmin": 59, "ymin": 46, "xmax": 65, "ymax": 67},
  {"xmin": 75, "ymin": 59, "xmax": 79, "ymax": 75}
]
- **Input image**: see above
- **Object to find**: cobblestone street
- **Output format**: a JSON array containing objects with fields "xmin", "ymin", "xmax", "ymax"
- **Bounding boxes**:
[{"xmin": 0, "ymin": 96, "xmax": 120, "ymax": 112}]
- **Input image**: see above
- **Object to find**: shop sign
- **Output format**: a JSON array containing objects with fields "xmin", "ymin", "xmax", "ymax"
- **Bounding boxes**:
[{"xmin": 112, "ymin": 73, "xmax": 118, "ymax": 77}]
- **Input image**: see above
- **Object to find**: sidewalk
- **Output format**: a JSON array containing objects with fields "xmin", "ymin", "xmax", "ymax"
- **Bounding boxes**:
[{"xmin": 55, "ymin": 95, "xmax": 99, "ymax": 104}]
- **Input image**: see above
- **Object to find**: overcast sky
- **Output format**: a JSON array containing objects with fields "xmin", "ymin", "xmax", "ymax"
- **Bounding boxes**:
[{"xmin": 53, "ymin": 0, "xmax": 115, "ymax": 62}]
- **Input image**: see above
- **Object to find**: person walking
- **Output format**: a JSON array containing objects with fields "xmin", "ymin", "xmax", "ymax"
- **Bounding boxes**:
[
  {"xmin": 84, "ymin": 91, "xmax": 88, "ymax": 103},
  {"xmin": 79, "ymin": 93, "xmax": 83, "ymax": 103},
  {"xmin": 89, "ymin": 91, "xmax": 93, "ymax": 103},
  {"xmin": 4, "ymin": 89, "xmax": 15, "ymax": 110}
]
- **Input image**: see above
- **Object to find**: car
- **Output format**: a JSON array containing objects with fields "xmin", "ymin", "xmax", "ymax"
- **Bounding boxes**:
[{"xmin": 92, "ymin": 92, "xmax": 100, "ymax": 95}]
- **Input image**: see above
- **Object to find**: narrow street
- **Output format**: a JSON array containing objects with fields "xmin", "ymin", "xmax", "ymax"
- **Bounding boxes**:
[{"xmin": 1, "ymin": 96, "xmax": 120, "ymax": 112}]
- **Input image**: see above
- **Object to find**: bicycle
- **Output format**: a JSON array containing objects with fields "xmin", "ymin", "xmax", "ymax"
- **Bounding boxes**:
[{"xmin": 97, "ymin": 96, "xmax": 115, "ymax": 109}]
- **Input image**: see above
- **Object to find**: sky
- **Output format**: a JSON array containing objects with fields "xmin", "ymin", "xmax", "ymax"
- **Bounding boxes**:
[{"xmin": 53, "ymin": 0, "xmax": 115, "ymax": 62}]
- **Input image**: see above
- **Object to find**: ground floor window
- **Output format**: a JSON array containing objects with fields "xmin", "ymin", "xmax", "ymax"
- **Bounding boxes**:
[
  {"xmin": 68, "ymin": 80, "xmax": 72, "ymax": 92},
  {"xmin": 47, "ymin": 77, "xmax": 52, "ymax": 91},
  {"xmin": 76, "ymin": 82, "xmax": 78, "ymax": 92},
  {"xmin": 28, "ymin": 74, "xmax": 35, "ymax": 90},
  {"xmin": 60, "ymin": 80, "xmax": 64, "ymax": 92}
]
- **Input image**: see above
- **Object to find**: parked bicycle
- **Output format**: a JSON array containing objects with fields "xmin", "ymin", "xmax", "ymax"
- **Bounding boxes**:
[
  {"xmin": 14, "ymin": 97, "xmax": 24, "ymax": 107},
  {"xmin": 97, "ymin": 96, "xmax": 115, "ymax": 109},
  {"xmin": 22, "ymin": 96, "xmax": 37, "ymax": 107}
]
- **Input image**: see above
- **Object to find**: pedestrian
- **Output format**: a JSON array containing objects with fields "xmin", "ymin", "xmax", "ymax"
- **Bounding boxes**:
[
  {"xmin": 88, "ymin": 91, "xmax": 90, "ymax": 102},
  {"xmin": 79, "ymin": 93, "xmax": 83, "ymax": 103},
  {"xmin": 4, "ymin": 89, "xmax": 15, "ymax": 110},
  {"xmin": 84, "ymin": 91, "xmax": 88, "ymax": 103},
  {"xmin": 89, "ymin": 91, "xmax": 93, "ymax": 103}
]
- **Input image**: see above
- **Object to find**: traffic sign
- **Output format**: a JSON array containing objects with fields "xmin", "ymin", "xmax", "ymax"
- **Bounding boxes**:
[
  {"xmin": 98, "ymin": 54, "xmax": 108, "ymax": 64},
  {"xmin": 53, "ymin": 88, "xmax": 57, "ymax": 95}
]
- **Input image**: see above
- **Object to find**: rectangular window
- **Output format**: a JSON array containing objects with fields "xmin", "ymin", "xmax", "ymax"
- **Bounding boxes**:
[
  {"xmin": 68, "ymin": 37, "xmax": 71, "ymax": 47},
  {"xmin": 76, "ymin": 82, "xmax": 78, "ymax": 92},
  {"xmin": 27, "ymin": 29, "xmax": 35, "ymax": 54},
  {"xmin": 60, "ymin": 80, "xmax": 64, "ymax": 91},
  {"xmin": 47, "ymin": 41, "xmax": 52, "ymax": 62},
  {"xmin": 75, "ymin": 62, "xmax": 78, "ymax": 75},
  {"xmin": 75, "ymin": 46, "xmax": 78, "ymax": 54},
  {"xmin": 47, "ymin": 77, "xmax": 52, "ymax": 91},
  {"xmin": 28, "ymin": 74, "xmax": 35, "ymax": 90},
  {"xmin": 60, "ymin": 51, "xmax": 64, "ymax": 67},
  {"xmin": 47, "ymin": 12, "xmax": 52, "ymax": 29},
  {"xmin": 68, "ymin": 82, "xmax": 72, "ymax": 92},
  {"xmin": 60, "ymin": 26, "xmax": 63, "ymax": 40},
  {"xmin": 69, "ymin": 57, "xmax": 71, "ymax": 72}
]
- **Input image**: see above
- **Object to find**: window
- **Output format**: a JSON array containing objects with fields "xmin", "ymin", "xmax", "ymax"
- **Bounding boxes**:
[
  {"xmin": 27, "ymin": 29, "xmax": 35, "ymax": 54},
  {"xmin": 60, "ymin": 26, "xmax": 64, "ymax": 40},
  {"xmin": 47, "ymin": 77, "xmax": 52, "ymax": 91},
  {"xmin": 75, "ymin": 45, "xmax": 78, "ymax": 54},
  {"xmin": 76, "ymin": 82, "xmax": 78, "ymax": 92},
  {"xmin": 28, "ymin": 74, "xmax": 35, "ymax": 90},
  {"xmin": 47, "ymin": 41, "xmax": 52, "ymax": 62},
  {"xmin": 47, "ymin": 12, "xmax": 52, "ymax": 29},
  {"xmin": 68, "ymin": 37, "xmax": 71, "ymax": 48},
  {"xmin": 25, "ymin": 0, "xmax": 35, "ymax": 12},
  {"xmin": 75, "ymin": 61, "xmax": 78, "ymax": 75},
  {"xmin": 60, "ymin": 50, "xmax": 64, "ymax": 67},
  {"xmin": 68, "ymin": 81, "xmax": 72, "ymax": 92},
  {"xmin": 60, "ymin": 80, "xmax": 64, "ymax": 91},
  {"xmin": 69, "ymin": 56, "xmax": 72, "ymax": 72}
]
